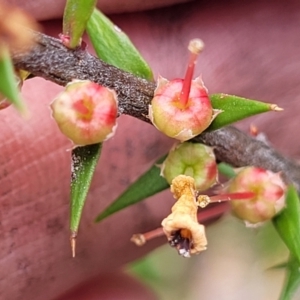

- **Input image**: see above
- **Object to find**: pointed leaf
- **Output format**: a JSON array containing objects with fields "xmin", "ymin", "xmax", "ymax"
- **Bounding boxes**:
[
  {"xmin": 70, "ymin": 143, "xmax": 102, "ymax": 233},
  {"xmin": 86, "ymin": 8, "xmax": 153, "ymax": 80},
  {"xmin": 279, "ymin": 255, "xmax": 300, "ymax": 300},
  {"xmin": 208, "ymin": 93, "xmax": 281, "ymax": 131},
  {"xmin": 63, "ymin": 0, "xmax": 97, "ymax": 48},
  {"xmin": 0, "ymin": 47, "xmax": 26, "ymax": 114},
  {"xmin": 273, "ymin": 186, "xmax": 300, "ymax": 264},
  {"xmin": 95, "ymin": 156, "xmax": 169, "ymax": 222}
]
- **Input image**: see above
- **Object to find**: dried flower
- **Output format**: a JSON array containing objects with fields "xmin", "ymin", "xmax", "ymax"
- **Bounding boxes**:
[
  {"xmin": 225, "ymin": 167, "xmax": 286, "ymax": 225},
  {"xmin": 50, "ymin": 80, "xmax": 118, "ymax": 146},
  {"xmin": 161, "ymin": 142, "xmax": 218, "ymax": 191},
  {"xmin": 149, "ymin": 39, "xmax": 220, "ymax": 141},
  {"xmin": 161, "ymin": 175, "xmax": 207, "ymax": 257}
]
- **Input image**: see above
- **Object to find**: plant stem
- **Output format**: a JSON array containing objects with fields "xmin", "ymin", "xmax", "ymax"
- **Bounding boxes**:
[{"xmin": 11, "ymin": 31, "xmax": 300, "ymax": 192}]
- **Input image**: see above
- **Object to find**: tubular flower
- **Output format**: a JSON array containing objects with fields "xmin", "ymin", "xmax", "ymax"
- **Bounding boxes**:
[
  {"xmin": 161, "ymin": 175, "xmax": 207, "ymax": 257},
  {"xmin": 225, "ymin": 167, "xmax": 286, "ymax": 225},
  {"xmin": 161, "ymin": 142, "xmax": 218, "ymax": 191},
  {"xmin": 50, "ymin": 80, "xmax": 118, "ymax": 146},
  {"xmin": 149, "ymin": 39, "xmax": 220, "ymax": 141}
]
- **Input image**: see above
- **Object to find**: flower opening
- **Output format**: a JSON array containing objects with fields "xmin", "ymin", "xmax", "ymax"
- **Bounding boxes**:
[{"xmin": 161, "ymin": 175, "xmax": 207, "ymax": 257}]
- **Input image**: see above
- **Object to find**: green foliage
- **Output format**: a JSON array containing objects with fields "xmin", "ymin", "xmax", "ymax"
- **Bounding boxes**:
[
  {"xmin": 279, "ymin": 255, "xmax": 300, "ymax": 300},
  {"xmin": 0, "ymin": 47, "xmax": 26, "ymax": 114},
  {"xmin": 95, "ymin": 156, "xmax": 169, "ymax": 222},
  {"xmin": 86, "ymin": 8, "xmax": 153, "ymax": 80},
  {"xmin": 70, "ymin": 143, "xmax": 102, "ymax": 232},
  {"xmin": 273, "ymin": 186, "xmax": 300, "ymax": 264},
  {"xmin": 273, "ymin": 185, "xmax": 300, "ymax": 298},
  {"xmin": 63, "ymin": 0, "xmax": 97, "ymax": 48},
  {"xmin": 69, "ymin": 8, "xmax": 154, "ymax": 237},
  {"xmin": 208, "ymin": 93, "xmax": 280, "ymax": 130}
]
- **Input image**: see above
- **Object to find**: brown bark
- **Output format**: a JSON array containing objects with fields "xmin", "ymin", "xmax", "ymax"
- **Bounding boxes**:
[{"xmin": 12, "ymin": 31, "xmax": 300, "ymax": 191}]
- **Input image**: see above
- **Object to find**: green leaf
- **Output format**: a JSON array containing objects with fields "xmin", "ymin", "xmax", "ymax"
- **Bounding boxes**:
[
  {"xmin": 95, "ymin": 156, "xmax": 169, "ymax": 222},
  {"xmin": 208, "ymin": 93, "xmax": 281, "ymax": 131},
  {"xmin": 70, "ymin": 143, "xmax": 102, "ymax": 236},
  {"xmin": 273, "ymin": 186, "xmax": 300, "ymax": 264},
  {"xmin": 279, "ymin": 255, "xmax": 300, "ymax": 300},
  {"xmin": 86, "ymin": 8, "xmax": 153, "ymax": 80},
  {"xmin": 217, "ymin": 162, "xmax": 236, "ymax": 179},
  {"xmin": 63, "ymin": 0, "xmax": 97, "ymax": 49},
  {"xmin": 0, "ymin": 47, "xmax": 26, "ymax": 114}
]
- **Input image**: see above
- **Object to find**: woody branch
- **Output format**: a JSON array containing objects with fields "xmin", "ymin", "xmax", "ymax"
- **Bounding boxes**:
[{"xmin": 11, "ymin": 31, "xmax": 300, "ymax": 192}]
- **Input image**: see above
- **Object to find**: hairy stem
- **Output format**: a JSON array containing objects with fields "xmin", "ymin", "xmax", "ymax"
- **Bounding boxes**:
[{"xmin": 12, "ymin": 31, "xmax": 300, "ymax": 192}]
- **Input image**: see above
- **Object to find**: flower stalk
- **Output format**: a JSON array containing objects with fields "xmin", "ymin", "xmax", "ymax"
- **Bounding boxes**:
[{"xmin": 180, "ymin": 39, "xmax": 204, "ymax": 106}]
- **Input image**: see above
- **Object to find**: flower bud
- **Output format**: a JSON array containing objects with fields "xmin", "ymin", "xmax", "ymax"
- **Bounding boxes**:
[
  {"xmin": 149, "ymin": 39, "xmax": 220, "ymax": 141},
  {"xmin": 226, "ymin": 167, "xmax": 286, "ymax": 225},
  {"xmin": 161, "ymin": 142, "xmax": 218, "ymax": 191},
  {"xmin": 50, "ymin": 80, "xmax": 118, "ymax": 146}
]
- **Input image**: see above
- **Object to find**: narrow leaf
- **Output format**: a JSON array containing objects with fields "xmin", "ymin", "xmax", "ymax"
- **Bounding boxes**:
[
  {"xmin": 70, "ymin": 143, "xmax": 102, "ymax": 256},
  {"xmin": 95, "ymin": 156, "xmax": 169, "ymax": 222},
  {"xmin": 208, "ymin": 93, "xmax": 282, "ymax": 131},
  {"xmin": 86, "ymin": 8, "xmax": 153, "ymax": 80},
  {"xmin": 0, "ymin": 47, "xmax": 26, "ymax": 114},
  {"xmin": 273, "ymin": 186, "xmax": 300, "ymax": 264},
  {"xmin": 279, "ymin": 255, "xmax": 300, "ymax": 300},
  {"xmin": 63, "ymin": 0, "xmax": 97, "ymax": 49}
]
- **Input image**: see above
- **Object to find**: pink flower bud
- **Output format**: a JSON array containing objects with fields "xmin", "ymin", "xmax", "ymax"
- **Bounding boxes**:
[
  {"xmin": 50, "ymin": 80, "xmax": 118, "ymax": 146},
  {"xmin": 161, "ymin": 142, "xmax": 218, "ymax": 191},
  {"xmin": 226, "ymin": 167, "xmax": 286, "ymax": 225},
  {"xmin": 149, "ymin": 39, "xmax": 220, "ymax": 141}
]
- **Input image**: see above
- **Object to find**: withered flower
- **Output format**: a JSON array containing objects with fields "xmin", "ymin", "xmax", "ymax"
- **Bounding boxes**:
[{"xmin": 161, "ymin": 175, "xmax": 207, "ymax": 257}]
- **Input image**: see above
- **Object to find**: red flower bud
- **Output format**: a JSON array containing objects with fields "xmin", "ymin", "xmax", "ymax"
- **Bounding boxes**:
[
  {"xmin": 149, "ymin": 39, "xmax": 220, "ymax": 141},
  {"xmin": 225, "ymin": 167, "xmax": 286, "ymax": 225},
  {"xmin": 50, "ymin": 80, "xmax": 118, "ymax": 146},
  {"xmin": 161, "ymin": 142, "xmax": 218, "ymax": 191}
]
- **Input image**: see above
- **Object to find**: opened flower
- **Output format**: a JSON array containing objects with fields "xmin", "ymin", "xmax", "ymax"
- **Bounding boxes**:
[
  {"xmin": 149, "ymin": 39, "xmax": 220, "ymax": 141},
  {"xmin": 225, "ymin": 167, "xmax": 286, "ymax": 225},
  {"xmin": 50, "ymin": 80, "xmax": 118, "ymax": 146},
  {"xmin": 161, "ymin": 142, "xmax": 218, "ymax": 191}
]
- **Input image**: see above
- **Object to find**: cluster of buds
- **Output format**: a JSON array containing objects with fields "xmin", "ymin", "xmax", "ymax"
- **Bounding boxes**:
[
  {"xmin": 50, "ymin": 80, "xmax": 118, "ymax": 146},
  {"xmin": 131, "ymin": 164, "xmax": 287, "ymax": 257},
  {"xmin": 161, "ymin": 142, "xmax": 218, "ymax": 191},
  {"xmin": 149, "ymin": 39, "xmax": 220, "ymax": 141},
  {"xmin": 224, "ymin": 166, "xmax": 286, "ymax": 225}
]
